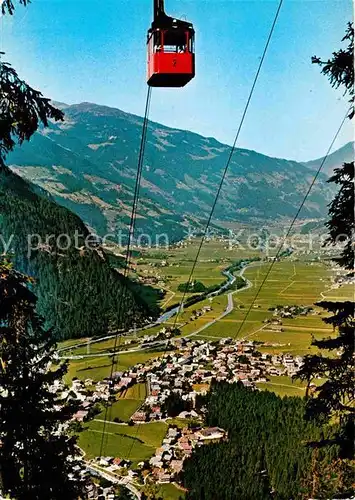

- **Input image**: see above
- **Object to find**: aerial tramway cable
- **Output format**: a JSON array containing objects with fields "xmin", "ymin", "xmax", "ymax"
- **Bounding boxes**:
[
  {"xmin": 171, "ymin": 0, "xmax": 284, "ymax": 331},
  {"xmin": 232, "ymin": 108, "xmax": 351, "ymax": 342},
  {"xmin": 99, "ymin": 86, "xmax": 152, "ymax": 458},
  {"xmin": 124, "ymin": 0, "xmax": 284, "ymax": 463}
]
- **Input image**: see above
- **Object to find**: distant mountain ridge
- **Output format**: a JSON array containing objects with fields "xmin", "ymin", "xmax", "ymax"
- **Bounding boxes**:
[
  {"xmin": 7, "ymin": 101, "xmax": 351, "ymax": 240},
  {"xmin": 302, "ymin": 141, "xmax": 354, "ymax": 176}
]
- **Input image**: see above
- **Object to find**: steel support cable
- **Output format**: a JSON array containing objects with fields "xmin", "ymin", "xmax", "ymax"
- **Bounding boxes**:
[
  {"xmin": 99, "ymin": 86, "xmax": 152, "ymax": 458},
  {"xmin": 233, "ymin": 108, "xmax": 351, "ymax": 342},
  {"xmin": 171, "ymin": 0, "xmax": 284, "ymax": 331},
  {"xmin": 125, "ymin": 0, "xmax": 284, "ymax": 464}
]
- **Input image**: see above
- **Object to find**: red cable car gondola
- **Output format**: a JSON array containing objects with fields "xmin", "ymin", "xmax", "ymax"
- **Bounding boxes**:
[{"xmin": 147, "ymin": 0, "xmax": 195, "ymax": 87}]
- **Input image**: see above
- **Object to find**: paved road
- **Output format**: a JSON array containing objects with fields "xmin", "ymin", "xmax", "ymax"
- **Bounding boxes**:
[
  {"xmin": 58, "ymin": 264, "xmax": 245, "ymax": 353},
  {"xmin": 184, "ymin": 263, "xmax": 257, "ymax": 338},
  {"xmin": 58, "ymin": 261, "xmax": 263, "ymax": 360},
  {"xmin": 87, "ymin": 464, "xmax": 141, "ymax": 499}
]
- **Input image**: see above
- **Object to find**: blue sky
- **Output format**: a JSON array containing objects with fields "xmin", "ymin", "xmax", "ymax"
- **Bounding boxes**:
[{"xmin": 1, "ymin": 0, "xmax": 353, "ymax": 161}]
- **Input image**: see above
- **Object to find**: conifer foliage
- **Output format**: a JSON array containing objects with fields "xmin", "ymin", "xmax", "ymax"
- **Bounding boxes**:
[
  {"xmin": 297, "ymin": 22, "xmax": 354, "ymax": 460},
  {"xmin": 312, "ymin": 22, "xmax": 354, "ymax": 119},
  {"xmin": 181, "ymin": 382, "xmax": 336, "ymax": 499},
  {"xmin": 0, "ymin": 262, "xmax": 87, "ymax": 499},
  {"xmin": 0, "ymin": 1, "xmax": 153, "ymax": 340},
  {"xmin": 0, "ymin": 1, "xmax": 64, "ymax": 161}
]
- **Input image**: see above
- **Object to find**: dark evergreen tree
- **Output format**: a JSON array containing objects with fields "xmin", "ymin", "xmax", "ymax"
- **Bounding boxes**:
[
  {"xmin": 325, "ymin": 161, "xmax": 354, "ymax": 270},
  {"xmin": 0, "ymin": 1, "xmax": 154, "ymax": 340},
  {"xmin": 0, "ymin": 261, "xmax": 87, "ymax": 499},
  {"xmin": 312, "ymin": 22, "xmax": 354, "ymax": 119},
  {"xmin": 0, "ymin": 53, "xmax": 64, "ymax": 162},
  {"xmin": 1, "ymin": 0, "xmax": 29, "ymax": 17},
  {"xmin": 296, "ymin": 21, "xmax": 354, "ymax": 492},
  {"xmin": 161, "ymin": 392, "xmax": 192, "ymax": 417}
]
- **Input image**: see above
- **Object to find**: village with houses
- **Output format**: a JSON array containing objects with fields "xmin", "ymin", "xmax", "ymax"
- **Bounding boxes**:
[
  {"xmin": 60, "ymin": 327, "xmax": 308, "ymax": 497},
  {"xmin": 48, "ymin": 248, "xmax": 353, "ymax": 499}
]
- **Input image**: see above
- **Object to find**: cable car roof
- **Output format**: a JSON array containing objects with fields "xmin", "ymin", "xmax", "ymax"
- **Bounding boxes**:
[{"xmin": 150, "ymin": 0, "xmax": 194, "ymax": 31}]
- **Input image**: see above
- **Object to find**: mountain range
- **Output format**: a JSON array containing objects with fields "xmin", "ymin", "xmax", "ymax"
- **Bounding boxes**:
[
  {"xmin": 302, "ymin": 141, "xmax": 354, "ymax": 176},
  {"xmin": 7, "ymin": 102, "xmax": 352, "ymax": 241}
]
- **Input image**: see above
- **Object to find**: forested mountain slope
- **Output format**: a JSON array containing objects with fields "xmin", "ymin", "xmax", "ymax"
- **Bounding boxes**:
[
  {"xmin": 0, "ymin": 163, "xmax": 154, "ymax": 340},
  {"xmin": 7, "ymin": 102, "xmax": 348, "ymax": 240}
]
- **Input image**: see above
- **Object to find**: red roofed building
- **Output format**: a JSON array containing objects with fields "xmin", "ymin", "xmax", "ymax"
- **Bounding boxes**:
[{"xmin": 131, "ymin": 411, "xmax": 146, "ymax": 422}]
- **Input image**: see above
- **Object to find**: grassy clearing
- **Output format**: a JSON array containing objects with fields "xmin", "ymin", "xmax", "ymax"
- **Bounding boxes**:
[
  {"xmin": 98, "ymin": 383, "xmax": 148, "ymax": 422},
  {"xmin": 197, "ymin": 261, "xmax": 338, "ymax": 350},
  {"xmin": 320, "ymin": 284, "xmax": 354, "ymax": 300},
  {"xmin": 118, "ymin": 383, "xmax": 147, "ymax": 400},
  {"xmin": 165, "ymin": 418, "xmax": 194, "ymax": 429},
  {"xmin": 158, "ymin": 483, "xmax": 185, "ymax": 500},
  {"xmin": 65, "ymin": 351, "xmax": 165, "ymax": 383},
  {"xmin": 79, "ymin": 420, "xmax": 167, "ymax": 461},
  {"xmin": 58, "ymin": 337, "xmax": 90, "ymax": 350},
  {"xmin": 256, "ymin": 375, "xmax": 307, "ymax": 397},
  {"xmin": 135, "ymin": 239, "xmax": 261, "ymax": 308},
  {"xmin": 255, "ymin": 328, "xmax": 333, "ymax": 356},
  {"xmin": 192, "ymin": 383, "xmax": 210, "ymax": 392},
  {"xmin": 99, "ymin": 400, "xmax": 142, "ymax": 422},
  {"xmin": 70, "ymin": 329, "xmax": 161, "ymax": 356}
]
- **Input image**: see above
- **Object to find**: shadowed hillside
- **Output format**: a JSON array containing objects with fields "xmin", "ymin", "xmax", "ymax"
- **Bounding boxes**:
[{"xmin": 0, "ymin": 163, "xmax": 155, "ymax": 340}]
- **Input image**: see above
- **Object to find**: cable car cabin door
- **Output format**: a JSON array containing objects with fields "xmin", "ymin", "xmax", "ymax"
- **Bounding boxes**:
[{"xmin": 147, "ymin": 28, "xmax": 195, "ymax": 87}]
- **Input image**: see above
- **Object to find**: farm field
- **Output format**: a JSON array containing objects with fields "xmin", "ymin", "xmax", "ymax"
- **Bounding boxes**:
[
  {"xmin": 256, "ymin": 328, "xmax": 330, "ymax": 355},
  {"xmin": 133, "ymin": 238, "xmax": 261, "ymax": 308},
  {"xmin": 98, "ymin": 383, "xmax": 147, "ymax": 422},
  {"xmin": 66, "ymin": 325, "xmax": 167, "ymax": 357},
  {"xmin": 256, "ymin": 375, "xmax": 307, "ymax": 397},
  {"xmin": 64, "ymin": 256, "xmax": 353, "ymax": 373},
  {"xmin": 239, "ymin": 261, "xmax": 333, "ymax": 307},
  {"xmin": 99, "ymin": 400, "xmax": 142, "ymax": 423},
  {"xmin": 65, "ymin": 350, "xmax": 168, "ymax": 383},
  {"xmin": 320, "ymin": 283, "xmax": 354, "ymax": 300},
  {"xmin": 197, "ymin": 261, "xmax": 343, "ymax": 352},
  {"xmin": 58, "ymin": 337, "xmax": 90, "ymax": 350},
  {"xmin": 79, "ymin": 420, "xmax": 167, "ymax": 462}
]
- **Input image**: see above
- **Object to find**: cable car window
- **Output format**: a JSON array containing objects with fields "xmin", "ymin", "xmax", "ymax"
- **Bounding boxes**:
[
  {"xmin": 188, "ymin": 35, "xmax": 194, "ymax": 53},
  {"xmin": 163, "ymin": 29, "xmax": 186, "ymax": 48}
]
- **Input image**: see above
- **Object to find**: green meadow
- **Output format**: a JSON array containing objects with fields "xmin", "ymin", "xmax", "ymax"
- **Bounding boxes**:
[
  {"xmin": 98, "ymin": 383, "xmax": 147, "ymax": 423},
  {"xmin": 134, "ymin": 238, "xmax": 261, "ymax": 307},
  {"xmin": 64, "ymin": 255, "xmax": 353, "ymax": 374},
  {"xmin": 65, "ymin": 350, "xmax": 166, "ymax": 383},
  {"xmin": 79, "ymin": 420, "xmax": 167, "ymax": 462},
  {"xmin": 256, "ymin": 375, "xmax": 307, "ymax": 397},
  {"xmin": 158, "ymin": 483, "xmax": 186, "ymax": 500}
]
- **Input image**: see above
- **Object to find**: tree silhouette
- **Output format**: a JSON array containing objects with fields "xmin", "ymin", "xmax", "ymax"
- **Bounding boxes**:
[
  {"xmin": 0, "ymin": 2, "xmax": 64, "ymax": 161},
  {"xmin": 1, "ymin": 0, "xmax": 29, "ymax": 16},
  {"xmin": 0, "ymin": 55, "xmax": 63, "ymax": 160},
  {"xmin": 0, "ymin": 3, "xmax": 87, "ymax": 498},
  {"xmin": 297, "ymin": 21, "xmax": 354, "ymax": 472},
  {"xmin": 312, "ymin": 22, "xmax": 354, "ymax": 119},
  {"xmin": 0, "ymin": 261, "xmax": 87, "ymax": 499}
]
